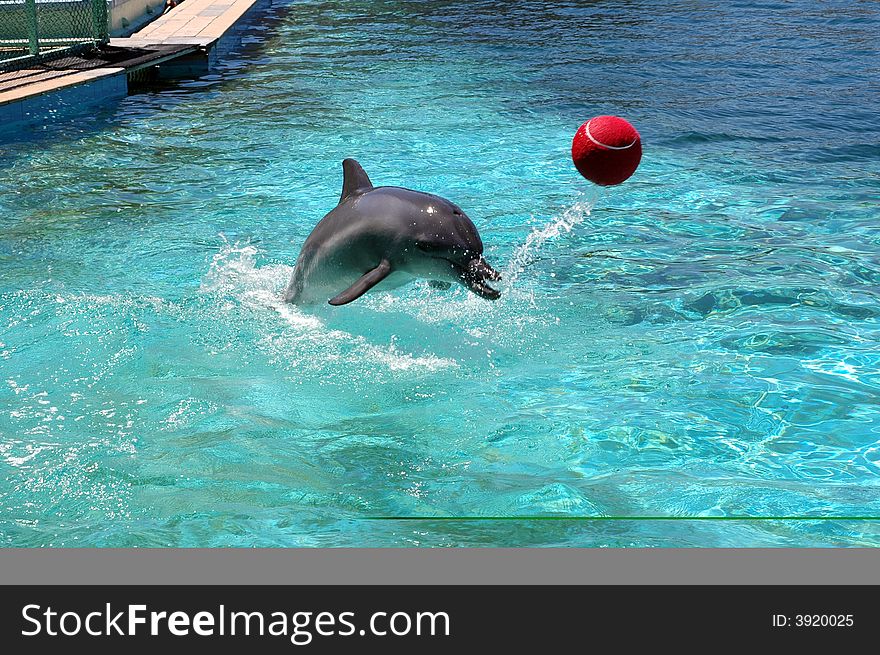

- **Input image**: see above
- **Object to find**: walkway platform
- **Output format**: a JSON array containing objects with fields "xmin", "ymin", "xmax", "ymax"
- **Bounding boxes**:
[
  {"xmin": 116, "ymin": 0, "xmax": 260, "ymax": 47},
  {"xmin": 0, "ymin": 0, "xmax": 263, "ymax": 115},
  {"xmin": 0, "ymin": 44, "xmax": 196, "ymax": 98}
]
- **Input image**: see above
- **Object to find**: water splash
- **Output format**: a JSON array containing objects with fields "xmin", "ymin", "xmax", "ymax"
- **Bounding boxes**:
[
  {"xmin": 503, "ymin": 196, "xmax": 599, "ymax": 289},
  {"xmin": 200, "ymin": 238, "xmax": 458, "ymax": 374}
]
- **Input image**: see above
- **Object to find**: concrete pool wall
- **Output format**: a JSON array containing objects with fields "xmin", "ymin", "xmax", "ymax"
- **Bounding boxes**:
[{"xmin": 109, "ymin": 0, "xmax": 163, "ymax": 36}]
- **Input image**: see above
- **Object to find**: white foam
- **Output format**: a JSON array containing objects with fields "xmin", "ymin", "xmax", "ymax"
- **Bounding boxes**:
[
  {"xmin": 200, "ymin": 239, "xmax": 458, "ymax": 374},
  {"xmin": 201, "ymin": 237, "xmax": 290, "ymax": 300}
]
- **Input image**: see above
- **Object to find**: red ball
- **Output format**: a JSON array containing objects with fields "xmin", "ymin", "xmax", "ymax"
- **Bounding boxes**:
[{"xmin": 571, "ymin": 116, "xmax": 642, "ymax": 186}]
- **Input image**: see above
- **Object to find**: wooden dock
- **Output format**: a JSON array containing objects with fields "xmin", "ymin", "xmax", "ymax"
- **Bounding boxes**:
[{"xmin": 0, "ymin": 0, "xmax": 264, "ymax": 115}]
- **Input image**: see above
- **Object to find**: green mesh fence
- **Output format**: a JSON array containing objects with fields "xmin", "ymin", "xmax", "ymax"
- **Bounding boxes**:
[{"xmin": 0, "ymin": 0, "xmax": 109, "ymax": 69}]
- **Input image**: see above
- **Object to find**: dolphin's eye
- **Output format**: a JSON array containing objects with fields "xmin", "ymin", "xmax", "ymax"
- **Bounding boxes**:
[
  {"xmin": 452, "ymin": 210, "xmax": 463, "ymax": 216},
  {"xmin": 416, "ymin": 242, "xmax": 433, "ymax": 252}
]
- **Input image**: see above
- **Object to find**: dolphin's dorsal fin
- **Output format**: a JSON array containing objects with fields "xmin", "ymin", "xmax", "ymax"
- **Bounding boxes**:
[{"xmin": 339, "ymin": 159, "xmax": 373, "ymax": 204}]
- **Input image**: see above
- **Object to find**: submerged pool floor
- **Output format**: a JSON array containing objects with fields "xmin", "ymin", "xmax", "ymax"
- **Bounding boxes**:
[{"xmin": 1, "ymin": 0, "xmax": 879, "ymax": 547}]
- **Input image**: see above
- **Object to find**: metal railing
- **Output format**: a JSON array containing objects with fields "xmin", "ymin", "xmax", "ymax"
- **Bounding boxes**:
[{"xmin": 0, "ymin": 0, "xmax": 109, "ymax": 69}]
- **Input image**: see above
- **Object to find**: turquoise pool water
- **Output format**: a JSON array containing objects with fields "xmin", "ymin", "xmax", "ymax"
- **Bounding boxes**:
[{"xmin": 1, "ymin": 0, "xmax": 879, "ymax": 547}]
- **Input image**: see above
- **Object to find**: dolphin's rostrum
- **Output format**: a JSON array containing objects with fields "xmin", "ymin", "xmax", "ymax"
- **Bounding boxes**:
[{"xmin": 283, "ymin": 159, "xmax": 502, "ymax": 306}]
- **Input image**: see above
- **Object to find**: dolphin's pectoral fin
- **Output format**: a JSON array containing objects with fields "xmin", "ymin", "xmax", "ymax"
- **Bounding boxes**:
[
  {"xmin": 328, "ymin": 260, "xmax": 391, "ymax": 306},
  {"xmin": 428, "ymin": 280, "xmax": 452, "ymax": 290},
  {"xmin": 339, "ymin": 159, "xmax": 374, "ymax": 204}
]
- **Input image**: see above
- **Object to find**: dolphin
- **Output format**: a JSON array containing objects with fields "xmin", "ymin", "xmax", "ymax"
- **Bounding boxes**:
[{"xmin": 283, "ymin": 159, "xmax": 502, "ymax": 306}]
